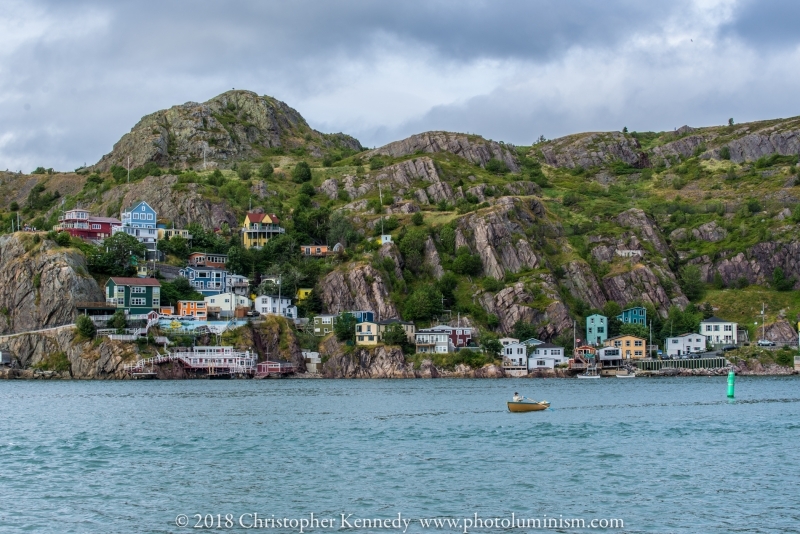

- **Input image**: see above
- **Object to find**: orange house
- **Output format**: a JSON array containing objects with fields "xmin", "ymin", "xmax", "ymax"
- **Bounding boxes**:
[
  {"xmin": 178, "ymin": 300, "xmax": 208, "ymax": 319},
  {"xmin": 300, "ymin": 245, "xmax": 330, "ymax": 257}
]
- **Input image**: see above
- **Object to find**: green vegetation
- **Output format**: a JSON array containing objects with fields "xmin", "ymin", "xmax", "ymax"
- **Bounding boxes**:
[
  {"xmin": 32, "ymin": 352, "xmax": 70, "ymax": 372},
  {"xmin": 75, "ymin": 315, "xmax": 97, "ymax": 339}
]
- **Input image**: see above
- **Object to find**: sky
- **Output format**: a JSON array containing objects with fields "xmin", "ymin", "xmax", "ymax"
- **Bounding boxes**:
[{"xmin": 1, "ymin": 0, "xmax": 799, "ymax": 173}]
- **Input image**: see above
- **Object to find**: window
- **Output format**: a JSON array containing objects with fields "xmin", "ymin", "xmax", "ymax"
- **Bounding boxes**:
[
  {"xmin": 634, "ymin": 340, "xmax": 643, "ymax": 347},
  {"xmin": 152, "ymin": 299, "xmax": 159, "ymax": 306},
  {"xmin": 672, "ymin": 339, "xmax": 678, "ymax": 344},
  {"xmin": 91, "ymin": 224, "xmax": 101, "ymax": 229},
  {"xmin": 131, "ymin": 298, "xmax": 146, "ymax": 306},
  {"xmin": 714, "ymin": 325, "xmax": 720, "ymax": 331},
  {"xmin": 133, "ymin": 213, "xmax": 139, "ymax": 220},
  {"xmin": 706, "ymin": 325, "xmax": 712, "ymax": 331},
  {"xmin": 537, "ymin": 360, "xmax": 546, "ymax": 366},
  {"xmin": 588, "ymin": 328, "xmax": 593, "ymax": 334},
  {"xmin": 117, "ymin": 298, "xmax": 124, "ymax": 305},
  {"xmin": 724, "ymin": 325, "xmax": 732, "ymax": 331},
  {"xmin": 626, "ymin": 340, "xmax": 631, "ymax": 347},
  {"xmin": 597, "ymin": 327, "xmax": 604, "ymax": 333},
  {"xmin": 131, "ymin": 287, "xmax": 146, "ymax": 294}
]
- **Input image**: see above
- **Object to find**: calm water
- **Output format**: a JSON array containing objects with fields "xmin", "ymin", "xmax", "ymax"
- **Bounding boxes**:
[{"xmin": 1, "ymin": 377, "xmax": 798, "ymax": 533}]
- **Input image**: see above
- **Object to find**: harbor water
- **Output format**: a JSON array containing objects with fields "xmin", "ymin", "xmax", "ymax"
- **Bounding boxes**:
[{"xmin": 1, "ymin": 376, "xmax": 798, "ymax": 533}]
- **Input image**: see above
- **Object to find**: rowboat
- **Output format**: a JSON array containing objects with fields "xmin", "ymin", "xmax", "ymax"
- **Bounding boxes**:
[
  {"xmin": 507, "ymin": 400, "xmax": 550, "ymax": 412},
  {"xmin": 616, "ymin": 371, "xmax": 636, "ymax": 378}
]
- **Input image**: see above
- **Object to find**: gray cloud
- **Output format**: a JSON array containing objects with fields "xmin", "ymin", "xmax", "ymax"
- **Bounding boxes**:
[{"xmin": 0, "ymin": 0, "xmax": 798, "ymax": 172}]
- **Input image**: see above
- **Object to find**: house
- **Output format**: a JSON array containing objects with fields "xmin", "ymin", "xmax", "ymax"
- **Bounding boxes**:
[
  {"xmin": 254, "ymin": 295, "xmax": 297, "ymax": 318},
  {"xmin": 178, "ymin": 265, "xmax": 228, "ymax": 296},
  {"xmin": 300, "ymin": 245, "xmax": 330, "ymax": 257},
  {"xmin": 528, "ymin": 356, "xmax": 558, "ymax": 370},
  {"xmin": 356, "ymin": 321, "xmax": 380, "ymax": 345},
  {"xmin": 177, "ymin": 300, "xmax": 207, "ymax": 320},
  {"xmin": 296, "ymin": 288, "xmax": 313, "ymax": 301},
  {"xmin": 574, "ymin": 345, "xmax": 597, "ymax": 358},
  {"xmin": 303, "ymin": 351, "xmax": 321, "ymax": 373},
  {"xmin": 113, "ymin": 201, "xmax": 160, "ymax": 259},
  {"xmin": 666, "ymin": 333, "xmax": 707, "ymax": 357},
  {"xmin": 499, "ymin": 337, "xmax": 520, "ymax": 346},
  {"xmin": 349, "ymin": 310, "xmax": 375, "ymax": 323},
  {"xmin": 156, "ymin": 227, "xmax": 192, "ymax": 241},
  {"xmin": 502, "ymin": 342, "xmax": 528, "ymax": 366},
  {"xmin": 617, "ymin": 306, "xmax": 647, "ymax": 326},
  {"xmin": 415, "ymin": 327, "xmax": 452, "ymax": 354},
  {"xmin": 0, "ymin": 350, "xmax": 13, "ymax": 366},
  {"xmin": 604, "ymin": 335, "xmax": 647, "ymax": 359},
  {"xmin": 530, "ymin": 343, "xmax": 566, "ymax": 365},
  {"xmin": 377, "ymin": 319, "xmax": 416, "ymax": 342},
  {"xmin": 522, "ymin": 337, "xmax": 545, "ymax": 347},
  {"xmin": 226, "ymin": 274, "xmax": 250, "ymax": 296},
  {"xmin": 204, "ymin": 293, "xmax": 251, "ymax": 319},
  {"xmin": 241, "ymin": 212, "xmax": 285, "ymax": 249},
  {"xmin": 105, "ymin": 277, "xmax": 161, "ymax": 316},
  {"xmin": 699, "ymin": 316, "xmax": 738, "ymax": 346},
  {"xmin": 380, "ymin": 235, "xmax": 392, "ymax": 245},
  {"xmin": 313, "ymin": 314, "xmax": 338, "ymax": 336},
  {"xmin": 597, "ymin": 347, "xmax": 623, "ymax": 368},
  {"xmin": 54, "ymin": 209, "xmax": 120, "ymax": 240},
  {"xmin": 188, "ymin": 252, "xmax": 227, "ymax": 269},
  {"xmin": 585, "ymin": 314, "xmax": 608, "ymax": 345},
  {"xmin": 158, "ymin": 306, "xmax": 175, "ymax": 316}
]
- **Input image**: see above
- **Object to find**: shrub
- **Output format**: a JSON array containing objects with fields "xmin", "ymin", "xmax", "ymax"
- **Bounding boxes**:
[
  {"xmin": 54, "ymin": 232, "xmax": 71, "ymax": 247},
  {"xmin": 334, "ymin": 313, "xmax": 357, "ymax": 342},
  {"xmin": 32, "ymin": 352, "xmax": 70, "ymax": 372},
  {"xmin": 236, "ymin": 162, "xmax": 252, "ymax": 181},
  {"xmin": 9, "ymin": 201, "xmax": 19, "ymax": 211},
  {"xmin": 772, "ymin": 267, "xmax": 796, "ymax": 291},
  {"xmin": 563, "ymin": 192, "xmax": 581, "ymax": 207},
  {"xmin": 300, "ymin": 182, "xmax": 316, "ymax": 196},
  {"xmin": 734, "ymin": 276, "xmax": 749, "ymax": 289},
  {"xmin": 337, "ymin": 190, "xmax": 350, "ymax": 202},
  {"xmin": 485, "ymin": 158, "xmax": 509, "ymax": 174},
  {"xmin": 452, "ymin": 246, "xmax": 482, "ymax": 276},
  {"xmin": 719, "ymin": 146, "xmax": 731, "ymax": 160},
  {"xmin": 259, "ymin": 162, "xmax": 274, "ymax": 179},
  {"xmin": 75, "ymin": 315, "xmax": 96, "ymax": 338},
  {"xmin": 292, "ymin": 161, "xmax": 312, "ymax": 183},
  {"xmin": 207, "ymin": 169, "xmax": 226, "ymax": 186},
  {"xmin": 679, "ymin": 264, "xmax": 705, "ymax": 301},
  {"xmin": 746, "ymin": 199, "xmax": 761, "ymax": 214},
  {"xmin": 411, "ymin": 212, "xmax": 424, "ymax": 226},
  {"xmin": 481, "ymin": 277, "xmax": 504, "ymax": 292}
]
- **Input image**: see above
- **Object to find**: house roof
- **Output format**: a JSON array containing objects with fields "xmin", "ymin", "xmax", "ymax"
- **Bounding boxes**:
[
  {"xmin": 701, "ymin": 316, "xmax": 731, "ymax": 323},
  {"xmin": 671, "ymin": 333, "xmax": 706, "ymax": 338},
  {"xmin": 189, "ymin": 251, "xmax": 227, "ymax": 258},
  {"xmin": 378, "ymin": 318, "xmax": 414, "ymax": 325},
  {"xmin": 108, "ymin": 277, "xmax": 161, "ymax": 286},
  {"xmin": 246, "ymin": 212, "xmax": 280, "ymax": 224},
  {"xmin": 88, "ymin": 216, "xmax": 121, "ymax": 224},
  {"xmin": 535, "ymin": 343, "xmax": 563, "ymax": 349},
  {"xmin": 606, "ymin": 334, "xmax": 646, "ymax": 341}
]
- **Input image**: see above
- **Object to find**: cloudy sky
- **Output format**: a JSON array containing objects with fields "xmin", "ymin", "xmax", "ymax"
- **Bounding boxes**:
[{"xmin": 1, "ymin": 0, "xmax": 798, "ymax": 172}]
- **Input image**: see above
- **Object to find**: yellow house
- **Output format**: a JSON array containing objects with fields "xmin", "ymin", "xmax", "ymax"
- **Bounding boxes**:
[
  {"xmin": 242, "ymin": 212, "xmax": 285, "ymax": 249},
  {"xmin": 604, "ymin": 335, "xmax": 647, "ymax": 359},
  {"xmin": 356, "ymin": 321, "xmax": 379, "ymax": 346},
  {"xmin": 156, "ymin": 228, "xmax": 192, "ymax": 240},
  {"xmin": 296, "ymin": 288, "xmax": 312, "ymax": 301}
]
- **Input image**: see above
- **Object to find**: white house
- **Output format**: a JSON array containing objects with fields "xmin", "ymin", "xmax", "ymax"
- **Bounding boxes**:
[
  {"xmin": 528, "ymin": 356, "xmax": 557, "ymax": 370},
  {"xmin": 530, "ymin": 343, "xmax": 566, "ymax": 366},
  {"xmin": 303, "ymin": 351, "xmax": 321, "ymax": 373},
  {"xmin": 666, "ymin": 333, "xmax": 707, "ymax": 356},
  {"xmin": 414, "ymin": 328, "xmax": 452, "ymax": 354},
  {"xmin": 254, "ymin": 295, "xmax": 297, "ymax": 318},
  {"xmin": 597, "ymin": 347, "xmax": 622, "ymax": 362},
  {"xmin": 204, "ymin": 293, "xmax": 251, "ymax": 318},
  {"xmin": 502, "ymin": 342, "xmax": 528, "ymax": 366},
  {"xmin": 226, "ymin": 274, "xmax": 250, "ymax": 296},
  {"xmin": 699, "ymin": 316, "xmax": 738, "ymax": 346},
  {"xmin": 499, "ymin": 337, "xmax": 520, "ymax": 347}
]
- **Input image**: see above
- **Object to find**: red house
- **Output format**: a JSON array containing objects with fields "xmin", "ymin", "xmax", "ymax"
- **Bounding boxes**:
[{"xmin": 55, "ymin": 209, "xmax": 120, "ymax": 240}]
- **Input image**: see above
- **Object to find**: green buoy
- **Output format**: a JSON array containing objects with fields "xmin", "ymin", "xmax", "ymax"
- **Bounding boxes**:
[{"xmin": 727, "ymin": 369, "xmax": 735, "ymax": 399}]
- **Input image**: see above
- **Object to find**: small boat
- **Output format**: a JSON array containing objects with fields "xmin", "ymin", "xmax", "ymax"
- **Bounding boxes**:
[
  {"xmin": 616, "ymin": 371, "xmax": 636, "ymax": 378},
  {"xmin": 578, "ymin": 365, "xmax": 601, "ymax": 379},
  {"xmin": 507, "ymin": 400, "xmax": 550, "ymax": 412}
]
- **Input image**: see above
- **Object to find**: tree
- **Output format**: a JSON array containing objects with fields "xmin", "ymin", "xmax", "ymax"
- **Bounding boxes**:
[
  {"xmin": 382, "ymin": 323, "xmax": 409, "ymax": 346},
  {"xmin": 411, "ymin": 212, "xmax": 424, "ymax": 226},
  {"xmin": 160, "ymin": 277, "xmax": 205, "ymax": 305},
  {"xmin": 481, "ymin": 334, "xmax": 503, "ymax": 357},
  {"xmin": 107, "ymin": 311, "xmax": 127, "ymax": 330},
  {"xmin": 328, "ymin": 212, "xmax": 360, "ymax": 247},
  {"xmin": 436, "ymin": 272, "xmax": 458, "ymax": 307},
  {"xmin": 622, "ymin": 126, "xmax": 628, "ymax": 133},
  {"xmin": 712, "ymin": 271, "xmax": 725, "ymax": 289},
  {"xmin": 300, "ymin": 182, "xmax": 316, "ymax": 196},
  {"xmin": 512, "ymin": 320, "xmax": 538, "ymax": 341},
  {"xmin": 259, "ymin": 162, "xmax": 274, "ymax": 179},
  {"xmin": 207, "ymin": 169, "xmax": 226, "ymax": 186},
  {"xmin": 772, "ymin": 267, "xmax": 796, "ymax": 291},
  {"xmin": 619, "ymin": 323, "xmax": 649, "ymax": 339},
  {"xmin": 728, "ymin": 118, "xmax": 734, "ymax": 126},
  {"xmin": 292, "ymin": 161, "xmax": 312, "ymax": 183},
  {"xmin": 89, "ymin": 233, "xmax": 147, "ymax": 276},
  {"xmin": 397, "ymin": 227, "xmax": 428, "ymax": 274},
  {"xmin": 403, "ymin": 285, "xmax": 444, "ymax": 321},
  {"xmin": 161, "ymin": 235, "xmax": 189, "ymax": 259},
  {"xmin": 679, "ymin": 264, "xmax": 705, "ymax": 301},
  {"xmin": 54, "ymin": 232, "xmax": 71, "ymax": 247},
  {"xmin": 75, "ymin": 315, "xmax": 96, "ymax": 338},
  {"xmin": 451, "ymin": 246, "xmax": 482, "ymax": 276},
  {"xmin": 334, "ymin": 313, "xmax": 357, "ymax": 342},
  {"xmin": 236, "ymin": 162, "xmax": 252, "ymax": 181},
  {"xmin": 484, "ymin": 158, "xmax": 509, "ymax": 175}
]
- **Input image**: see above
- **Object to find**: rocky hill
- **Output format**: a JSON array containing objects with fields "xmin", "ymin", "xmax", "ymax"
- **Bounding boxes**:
[{"xmin": 2, "ymin": 90, "xmax": 800, "ymax": 368}]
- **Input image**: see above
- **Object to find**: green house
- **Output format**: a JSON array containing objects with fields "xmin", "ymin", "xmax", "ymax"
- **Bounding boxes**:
[
  {"xmin": 105, "ymin": 277, "xmax": 161, "ymax": 316},
  {"xmin": 312, "ymin": 314, "xmax": 338, "ymax": 336}
]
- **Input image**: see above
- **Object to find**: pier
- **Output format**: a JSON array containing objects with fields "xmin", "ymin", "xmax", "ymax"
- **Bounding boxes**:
[
  {"xmin": 636, "ymin": 357, "xmax": 728, "ymax": 371},
  {"xmin": 124, "ymin": 346, "xmax": 257, "ymax": 378}
]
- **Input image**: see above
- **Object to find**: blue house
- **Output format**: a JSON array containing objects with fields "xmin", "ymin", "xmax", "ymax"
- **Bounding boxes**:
[
  {"xmin": 617, "ymin": 306, "xmax": 647, "ymax": 326},
  {"xmin": 586, "ymin": 314, "xmax": 608, "ymax": 345},
  {"xmin": 348, "ymin": 310, "xmax": 375, "ymax": 323},
  {"xmin": 178, "ymin": 265, "xmax": 228, "ymax": 297},
  {"xmin": 113, "ymin": 200, "xmax": 160, "ymax": 260}
]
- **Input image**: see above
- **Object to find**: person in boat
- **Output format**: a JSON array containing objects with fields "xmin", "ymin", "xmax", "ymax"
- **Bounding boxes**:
[{"xmin": 512, "ymin": 392, "xmax": 524, "ymax": 402}]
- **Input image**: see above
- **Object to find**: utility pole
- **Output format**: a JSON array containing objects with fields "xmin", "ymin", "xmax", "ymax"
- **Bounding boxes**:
[
  {"xmin": 277, "ymin": 274, "xmax": 282, "ymax": 317},
  {"xmin": 761, "ymin": 303, "xmax": 766, "ymax": 341}
]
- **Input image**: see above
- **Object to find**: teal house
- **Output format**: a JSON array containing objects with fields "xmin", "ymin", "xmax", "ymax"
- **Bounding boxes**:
[
  {"xmin": 586, "ymin": 314, "xmax": 608, "ymax": 345},
  {"xmin": 617, "ymin": 306, "xmax": 646, "ymax": 326},
  {"xmin": 105, "ymin": 277, "xmax": 161, "ymax": 316}
]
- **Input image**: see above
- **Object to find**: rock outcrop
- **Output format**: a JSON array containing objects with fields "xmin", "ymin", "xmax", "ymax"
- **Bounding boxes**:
[
  {"xmin": 537, "ymin": 132, "xmax": 647, "ymax": 169},
  {"xmin": 690, "ymin": 241, "xmax": 800, "ymax": 288},
  {"xmin": 478, "ymin": 280, "xmax": 572, "ymax": 337},
  {"xmin": 92, "ymin": 90, "xmax": 361, "ymax": 171},
  {"xmin": 724, "ymin": 128, "xmax": 800, "ymax": 164},
  {"xmin": 456, "ymin": 197, "xmax": 544, "ymax": 279},
  {"xmin": 364, "ymin": 131, "xmax": 519, "ymax": 172},
  {"xmin": 0, "ymin": 233, "xmax": 104, "ymax": 335},
  {"xmin": 239, "ymin": 316, "xmax": 305, "ymax": 372},
  {"xmin": 691, "ymin": 221, "xmax": 727, "ymax": 242},
  {"xmin": 318, "ymin": 263, "xmax": 399, "ymax": 319},
  {"xmin": 602, "ymin": 264, "xmax": 688, "ymax": 315}
]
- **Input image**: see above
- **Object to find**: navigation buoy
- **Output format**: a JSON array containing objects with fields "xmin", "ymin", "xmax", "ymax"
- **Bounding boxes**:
[{"xmin": 727, "ymin": 369, "xmax": 735, "ymax": 399}]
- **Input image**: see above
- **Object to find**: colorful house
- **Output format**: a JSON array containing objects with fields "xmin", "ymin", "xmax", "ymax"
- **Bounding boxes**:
[
  {"xmin": 356, "ymin": 321, "xmax": 380, "ymax": 345},
  {"xmin": 300, "ymin": 245, "xmax": 330, "ymax": 257},
  {"xmin": 377, "ymin": 319, "xmax": 416, "ymax": 343},
  {"xmin": 617, "ymin": 306, "xmax": 647, "ymax": 326},
  {"xmin": 313, "ymin": 314, "xmax": 338, "ymax": 336},
  {"xmin": 586, "ymin": 314, "xmax": 608, "ymax": 345},
  {"xmin": 178, "ymin": 265, "xmax": 228, "ymax": 296},
  {"xmin": 55, "ymin": 209, "xmax": 120, "ymax": 240},
  {"xmin": 349, "ymin": 310, "xmax": 375, "ymax": 324},
  {"xmin": 114, "ymin": 201, "xmax": 159, "ymax": 259},
  {"xmin": 188, "ymin": 252, "xmax": 228, "ymax": 269},
  {"xmin": 177, "ymin": 300, "xmax": 207, "ymax": 320},
  {"xmin": 156, "ymin": 228, "xmax": 192, "ymax": 241},
  {"xmin": 204, "ymin": 293, "xmax": 251, "ymax": 319},
  {"xmin": 296, "ymin": 288, "xmax": 313, "ymax": 301},
  {"xmin": 241, "ymin": 212, "xmax": 285, "ymax": 249},
  {"xmin": 604, "ymin": 335, "xmax": 647, "ymax": 359},
  {"xmin": 105, "ymin": 277, "xmax": 161, "ymax": 316}
]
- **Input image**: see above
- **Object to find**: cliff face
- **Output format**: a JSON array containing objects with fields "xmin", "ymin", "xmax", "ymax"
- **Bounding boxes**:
[
  {"xmin": 237, "ymin": 316, "xmax": 306, "ymax": 372},
  {"xmin": 538, "ymin": 132, "xmax": 647, "ymax": 169},
  {"xmin": 92, "ymin": 90, "xmax": 361, "ymax": 171},
  {"xmin": 689, "ymin": 241, "xmax": 800, "ymax": 288},
  {"xmin": 364, "ymin": 131, "xmax": 520, "ymax": 172},
  {"xmin": 0, "ymin": 234, "xmax": 104, "ymax": 335},
  {"xmin": 318, "ymin": 263, "xmax": 399, "ymax": 319}
]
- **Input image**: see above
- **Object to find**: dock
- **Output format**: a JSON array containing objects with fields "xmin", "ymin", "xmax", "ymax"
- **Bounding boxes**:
[{"xmin": 636, "ymin": 357, "xmax": 729, "ymax": 371}]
